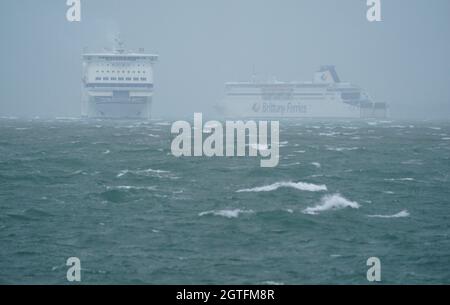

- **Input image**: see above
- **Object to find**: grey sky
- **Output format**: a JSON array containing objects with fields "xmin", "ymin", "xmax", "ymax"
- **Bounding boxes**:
[{"xmin": 0, "ymin": 0, "xmax": 449, "ymax": 119}]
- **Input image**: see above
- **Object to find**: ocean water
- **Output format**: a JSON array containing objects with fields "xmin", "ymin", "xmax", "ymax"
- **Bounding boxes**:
[{"xmin": 0, "ymin": 117, "xmax": 450, "ymax": 284}]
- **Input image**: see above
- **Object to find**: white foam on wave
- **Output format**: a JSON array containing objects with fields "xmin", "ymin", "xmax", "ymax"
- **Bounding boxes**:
[
  {"xmin": 326, "ymin": 146, "xmax": 359, "ymax": 152},
  {"xmin": 384, "ymin": 178, "xmax": 415, "ymax": 182},
  {"xmin": 302, "ymin": 194, "xmax": 360, "ymax": 215},
  {"xmin": 280, "ymin": 162, "xmax": 301, "ymax": 167},
  {"xmin": 262, "ymin": 281, "xmax": 284, "ymax": 285},
  {"xmin": 198, "ymin": 209, "xmax": 254, "ymax": 218},
  {"xmin": 106, "ymin": 185, "xmax": 157, "ymax": 191},
  {"xmin": 117, "ymin": 168, "xmax": 171, "ymax": 178},
  {"xmin": 367, "ymin": 210, "xmax": 410, "ymax": 218},
  {"xmin": 236, "ymin": 181, "xmax": 327, "ymax": 193},
  {"xmin": 319, "ymin": 132, "xmax": 339, "ymax": 137},
  {"xmin": 311, "ymin": 162, "xmax": 321, "ymax": 168}
]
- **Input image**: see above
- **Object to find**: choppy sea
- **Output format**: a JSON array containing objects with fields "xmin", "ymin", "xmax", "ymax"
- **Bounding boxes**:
[{"xmin": 0, "ymin": 117, "xmax": 449, "ymax": 284}]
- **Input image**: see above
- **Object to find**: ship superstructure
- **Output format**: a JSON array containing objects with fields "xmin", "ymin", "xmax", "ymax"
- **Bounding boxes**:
[
  {"xmin": 82, "ymin": 38, "xmax": 158, "ymax": 119},
  {"xmin": 217, "ymin": 66, "xmax": 387, "ymax": 118}
]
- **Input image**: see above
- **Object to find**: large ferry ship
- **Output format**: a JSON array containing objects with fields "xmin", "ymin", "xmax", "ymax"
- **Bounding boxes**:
[
  {"xmin": 217, "ymin": 66, "xmax": 387, "ymax": 119},
  {"xmin": 81, "ymin": 38, "xmax": 158, "ymax": 119}
]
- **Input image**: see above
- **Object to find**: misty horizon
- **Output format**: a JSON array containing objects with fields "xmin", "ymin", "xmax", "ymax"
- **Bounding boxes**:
[{"xmin": 1, "ymin": 0, "xmax": 449, "ymax": 119}]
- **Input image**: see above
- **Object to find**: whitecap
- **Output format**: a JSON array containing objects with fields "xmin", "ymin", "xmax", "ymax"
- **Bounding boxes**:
[
  {"xmin": 102, "ymin": 150, "xmax": 110, "ymax": 154},
  {"xmin": 117, "ymin": 168, "xmax": 171, "ymax": 178},
  {"xmin": 326, "ymin": 146, "xmax": 359, "ymax": 152},
  {"xmin": 198, "ymin": 209, "xmax": 254, "ymax": 218},
  {"xmin": 106, "ymin": 185, "xmax": 156, "ymax": 191},
  {"xmin": 275, "ymin": 141, "xmax": 289, "ymax": 147},
  {"xmin": 262, "ymin": 281, "xmax": 284, "ymax": 285},
  {"xmin": 319, "ymin": 132, "xmax": 339, "ymax": 137},
  {"xmin": 384, "ymin": 178, "xmax": 414, "ymax": 181},
  {"xmin": 280, "ymin": 162, "xmax": 301, "ymax": 167},
  {"xmin": 367, "ymin": 210, "xmax": 410, "ymax": 218},
  {"xmin": 302, "ymin": 194, "xmax": 360, "ymax": 215},
  {"xmin": 311, "ymin": 162, "xmax": 321, "ymax": 168},
  {"xmin": 236, "ymin": 181, "xmax": 327, "ymax": 193}
]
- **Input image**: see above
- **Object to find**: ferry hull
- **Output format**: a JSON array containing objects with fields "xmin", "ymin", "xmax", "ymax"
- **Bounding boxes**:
[
  {"xmin": 218, "ymin": 98, "xmax": 387, "ymax": 119},
  {"xmin": 218, "ymin": 66, "xmax": 388, "ymax": 119},
  {"xmin": 85, "ymin": 96, "xmax": 152, "ymax": 119}
]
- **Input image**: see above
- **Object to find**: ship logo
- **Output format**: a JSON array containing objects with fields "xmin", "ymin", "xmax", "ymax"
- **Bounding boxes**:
[{"xmin": 252, "ymin": 102, "xmax": 261, "ymax": 112}]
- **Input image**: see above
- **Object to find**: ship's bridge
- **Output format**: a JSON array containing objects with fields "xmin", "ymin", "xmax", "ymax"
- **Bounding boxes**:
[{"xmin": 82, "ymin": 52, "xmax": 158, "ymax": 88}]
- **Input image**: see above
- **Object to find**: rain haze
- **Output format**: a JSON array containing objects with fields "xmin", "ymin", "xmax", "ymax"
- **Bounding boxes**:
[
  {"xmin": 2, "ymin": 1, "xmax": 450, "ymax": 286},
  {"xmin": 0, "ymin": 0, "xmax": 449, "ymax": 119}
]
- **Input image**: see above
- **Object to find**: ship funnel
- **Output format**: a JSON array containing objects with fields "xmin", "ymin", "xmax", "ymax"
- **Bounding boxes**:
[{"xmin": 314, "ymin": 65, "xmax": 340, "ymax": 84}]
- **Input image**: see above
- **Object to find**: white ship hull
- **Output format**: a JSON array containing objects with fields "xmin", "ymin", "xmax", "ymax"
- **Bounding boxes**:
[
  {"xmin": 217, "ymin": 66, "xmax": 387, "ymax": 119},
  {"xmin": 219, "ymin": 97, "xmax": 364, "ymax": 118},
  {"xmin": 81, "ymin": 39, "xmax": 158, "ymax": 119},
  {"xmin": 86, "ymin": 98, "xmax": 152, "ymax": 119}
]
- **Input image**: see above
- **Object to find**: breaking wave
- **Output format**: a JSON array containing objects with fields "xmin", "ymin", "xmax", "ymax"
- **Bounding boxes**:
[
  {"xmin": 117, "ymin": 168, "xmax": 173, "ymax": 178},
  {"xmin": 106, "ymin": 185, "xmax": 157, "ymax": 191},
  {"xmin": 311, "ymin": 162, "xmax": 321, "ymax": 168},
  {"xmin": 326, "ymin": 146, "xmax": 359, "ymax": 152},
  {"xmin": 303, "ymin": 194, "xmax": 360, "ymax": 215},
  {"xmin": 198, "ymin": 209, "xmax": 254, "ymax": 218},
  {"xmin": 367, "ymin": 210, "xmax": 410, "ymax": 218},
  {"xmin": 236, "ymin": 181, "xmax": 327, "ymax": 193}
]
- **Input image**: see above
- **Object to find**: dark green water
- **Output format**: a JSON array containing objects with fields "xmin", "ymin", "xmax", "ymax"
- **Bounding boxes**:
[{"xmin": 0, "ymin": 118, "xmax": 449, "ymax": 284}]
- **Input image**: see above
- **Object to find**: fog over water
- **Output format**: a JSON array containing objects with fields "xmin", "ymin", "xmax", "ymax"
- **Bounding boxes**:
[{"xmin": 0, "ymin": 0, "xmax": 449, "ymax": 119}]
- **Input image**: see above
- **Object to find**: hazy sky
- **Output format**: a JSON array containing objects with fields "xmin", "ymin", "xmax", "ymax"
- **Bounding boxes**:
[{"xmin": 0, "ymin": 0, "xmax": 449, "ymax": 119}]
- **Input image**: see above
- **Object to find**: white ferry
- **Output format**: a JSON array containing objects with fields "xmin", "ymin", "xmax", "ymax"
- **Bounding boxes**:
[
  {"xmin": 217, "ymin": 66, "xmax": 387, "ymax": 118},
  {"xmin": 81, "ymin": 38, "xmax": 158, "ymax": 119}
]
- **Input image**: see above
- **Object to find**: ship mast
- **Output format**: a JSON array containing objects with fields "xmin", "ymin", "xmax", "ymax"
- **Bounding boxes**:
[{"xmin": 114, "ymin": 34, "xmax": 125, "ymax": 54}]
